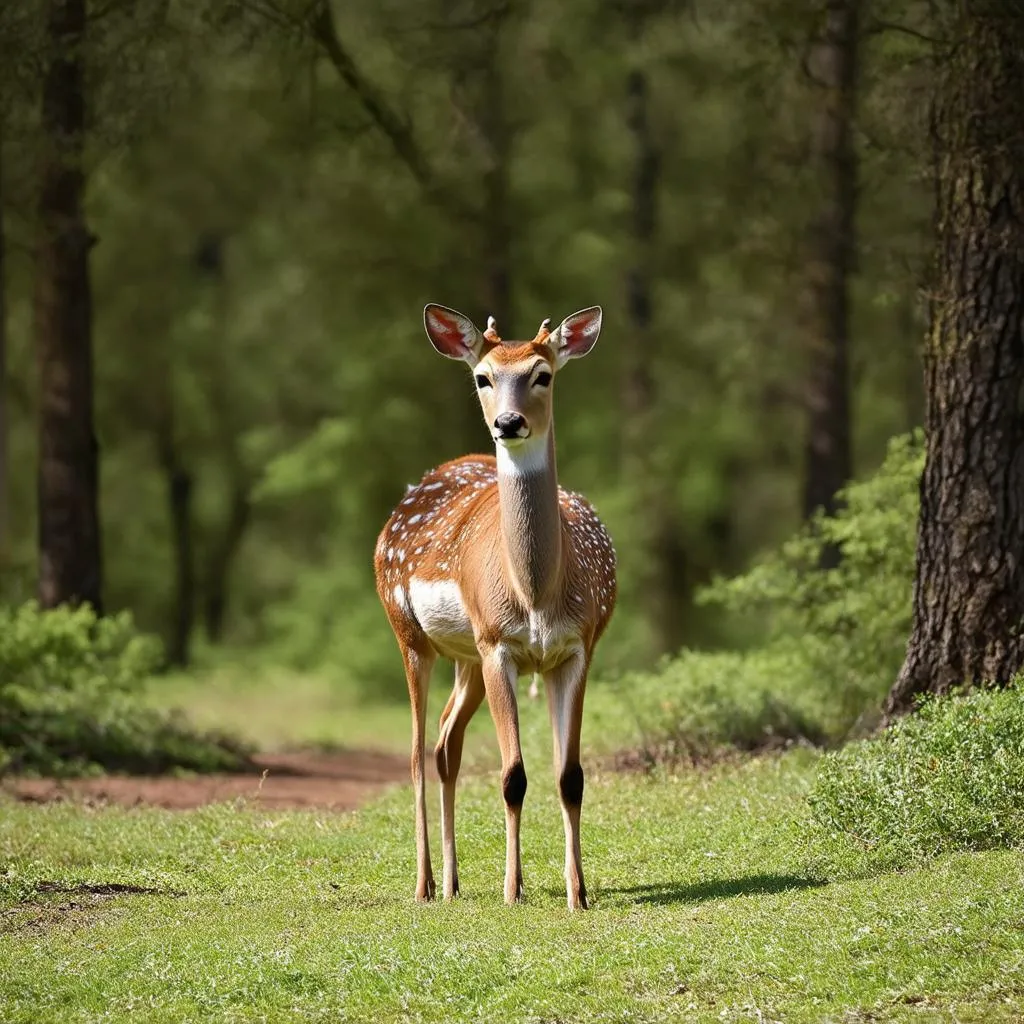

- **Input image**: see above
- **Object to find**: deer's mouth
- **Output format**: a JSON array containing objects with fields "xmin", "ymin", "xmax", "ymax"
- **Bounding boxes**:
[{"xmin": 493, "ymin": 430, "xmax": 531, "ymax": 445}]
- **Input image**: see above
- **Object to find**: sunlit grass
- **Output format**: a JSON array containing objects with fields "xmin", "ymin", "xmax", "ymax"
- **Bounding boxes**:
[
  {"xmin": 2, "ymin": 750, "xmax": 1023, "ymax": 1023},
  {"xmin": 148, "ymin": 665, "xmax": 416, "ymax": 754}
]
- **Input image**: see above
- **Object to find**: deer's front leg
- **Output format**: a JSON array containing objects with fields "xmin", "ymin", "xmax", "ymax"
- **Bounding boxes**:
[
  {"xmin": 480, "ymin": 644, "xmax": 526, "ymax": 904},
  {"xmin": 544, "ymin": 648, "xmax": 589, "ymax": 910}
]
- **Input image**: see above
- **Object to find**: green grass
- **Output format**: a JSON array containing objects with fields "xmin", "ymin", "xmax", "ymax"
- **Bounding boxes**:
[{"xmin": 3, "ymin": 749, "xmax": 1024, "ymax": 1023}]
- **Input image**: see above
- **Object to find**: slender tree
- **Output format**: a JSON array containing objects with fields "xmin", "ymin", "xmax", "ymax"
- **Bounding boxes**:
[
  {"xmin": 886, "ymin": 1, "xmax": 1024, "ymax": 716},
  {"xmin": 35, "ymin": 0, "xmax": 102, "ymax": 611},
  {"xmin": 156, "ymin": 402, "xmax": 195, "ymax": 667},
  {"xmin": 800, "ymin": 0, "xmax": 860, "ymax": 539},
  {"xmin": 621, "ymin": 14, "xmax": 687, "ymax": 655}
]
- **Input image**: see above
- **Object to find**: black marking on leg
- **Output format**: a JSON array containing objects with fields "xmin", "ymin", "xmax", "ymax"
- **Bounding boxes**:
[
  {"xmin": 502, "ymin": 760, "xmax": 527, "ymax": 807},
  {"xmin": 559, "ymin": 763, "xmax": 584, "ymax": 806}
]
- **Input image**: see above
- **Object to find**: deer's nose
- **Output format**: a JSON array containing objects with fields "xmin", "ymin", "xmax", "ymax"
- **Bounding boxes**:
[{"xmin": 494, "ymin": 411, "xmax": 528, "ymax": 439}]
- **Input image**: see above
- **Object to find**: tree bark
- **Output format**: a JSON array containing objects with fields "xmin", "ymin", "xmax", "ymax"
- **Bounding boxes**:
[
  {"xmin": 35, "ymin": 0, "xmax": 102, "ymax": 612},
  {"xmin": 801, "ymin": 0, "xmax": 860, "ymax": 542},
  {"xmin": 886, "ymin": 1, "xmax": 1024, "ymax": 717}
]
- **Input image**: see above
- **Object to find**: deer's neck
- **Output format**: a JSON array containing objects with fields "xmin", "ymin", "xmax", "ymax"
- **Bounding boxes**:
[{"xmin": 495, "ymin": 430, "xmax": 563, "ymax": 607}]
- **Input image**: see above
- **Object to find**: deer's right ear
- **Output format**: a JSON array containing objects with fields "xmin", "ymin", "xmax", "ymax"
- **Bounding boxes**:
[{"xmin": 423, "ymin": 304, "xmax": 484, "ymax": 363}]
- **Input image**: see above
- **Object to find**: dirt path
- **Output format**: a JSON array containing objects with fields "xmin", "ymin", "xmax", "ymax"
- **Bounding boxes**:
[{"xmin": 5, "ymin": 750, "xmax": 414, "ymax": 812}]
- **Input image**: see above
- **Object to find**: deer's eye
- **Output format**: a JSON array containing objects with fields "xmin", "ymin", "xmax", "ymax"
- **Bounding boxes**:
[
  {"xmin": 534, "ymin": 371, "xmax": 552, "ymax": 388},
  {"xmin": 475, "ymin": 374, "xmax": 492, "ymax": 390}
]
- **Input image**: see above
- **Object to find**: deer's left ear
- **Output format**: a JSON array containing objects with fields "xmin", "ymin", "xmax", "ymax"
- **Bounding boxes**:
[{"xmin": 550, "ymin": 306, "xmax": 602, "ymax": 368}]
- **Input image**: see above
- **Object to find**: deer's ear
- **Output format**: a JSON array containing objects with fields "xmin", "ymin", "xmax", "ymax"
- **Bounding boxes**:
[
  {"xmin": 550, "ymin": 306, "xmax": 602, "ymax": 367},
  {"xmin": 423, "ymin": 304, "xmax": 484, "ymax": 363}
]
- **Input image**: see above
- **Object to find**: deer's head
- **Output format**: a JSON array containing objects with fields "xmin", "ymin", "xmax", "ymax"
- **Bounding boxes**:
[{"xmin": 423, "ymin": 305, "xmax": 603, "ymax": 453}]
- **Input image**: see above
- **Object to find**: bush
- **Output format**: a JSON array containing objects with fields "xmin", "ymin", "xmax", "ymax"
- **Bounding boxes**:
[
  {"xmin": 808, "ymin": 685, "xmax": 1024, "ymax": 867},
  {"xmin": 0, "ymin": 603, "xmax": 249, "ymax": 776},
  {"xmin": 703, "ymin": 430, "xmax": 924, "ymax": 732},
  {"xmin": 616, "ymin": 432, "xmax": 923, "ymax": 762},
  {"xmin": 612, "ymin": 648, "xmax": 829, "ymax": 766}
]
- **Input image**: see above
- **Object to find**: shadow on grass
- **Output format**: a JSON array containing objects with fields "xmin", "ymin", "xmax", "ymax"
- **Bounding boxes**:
[{"xmin": 605, "ymin": 873, "xmax": 826, "ymax": 906}]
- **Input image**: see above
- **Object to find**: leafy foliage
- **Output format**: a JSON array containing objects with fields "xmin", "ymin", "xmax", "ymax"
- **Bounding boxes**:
[
  {"xmin": 613, "ymin": 648, "xmax": 828, "ymax": 766},
  {"xmin": 621, "ymin": 432, "xmax": 924, "ymax": 761},
  {"xmin": 0, "ymin": 604, "xmax": 248, "ymax": 776},
  {"xmin": 705, "ymin": 431, "xmax": 924, "ymax": 726},
  {"xmin": 810, "ymin": 684, "xmax": 1024, "ymax": 867}
]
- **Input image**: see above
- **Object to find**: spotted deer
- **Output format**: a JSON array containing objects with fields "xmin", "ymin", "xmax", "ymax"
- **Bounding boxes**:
[{"xmin": 374, "ymin": 304, "xmax": 616, "ymax": 910}]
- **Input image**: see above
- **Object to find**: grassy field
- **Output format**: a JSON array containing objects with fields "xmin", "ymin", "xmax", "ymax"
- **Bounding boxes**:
[{"xmin": 3, "ymin": 732, "xmax": 1024, "ymax": 1022}]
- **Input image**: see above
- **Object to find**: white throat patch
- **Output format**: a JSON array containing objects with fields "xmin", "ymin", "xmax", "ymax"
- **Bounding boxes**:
[{"xmin": 495, "ymin": 434, "xmax": 550, "ymax": 477}]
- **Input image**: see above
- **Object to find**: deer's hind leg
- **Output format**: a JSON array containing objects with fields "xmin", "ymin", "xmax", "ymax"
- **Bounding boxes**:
[
  {"xmin": 401, "ymin": 642, "xmax": 437, "ymax": 902},
  {"xmin": 435, "ymin": 660, "xmax": 485, "ymax": 899}
]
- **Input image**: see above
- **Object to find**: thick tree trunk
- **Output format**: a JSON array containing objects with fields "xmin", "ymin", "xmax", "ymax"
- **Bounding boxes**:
[
  {"xmin": 886, "ymin": 2, "xmax": 1024, "ymax": 717},
  {"xmin": 622, "ymin": 58, "xmax": 687, "ymax": 655},
  {"xmin": 801, "ymin": 0, "xmax": 859, "ymax": 539},
  {"xmin": 35, "ymin": 0, "xmax": 102, "ymax": 611}
]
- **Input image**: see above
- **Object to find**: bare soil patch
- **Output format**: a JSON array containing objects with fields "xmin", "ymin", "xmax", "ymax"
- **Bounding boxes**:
[{"xmin": 3, "ymin": 750, "xmax": 411, "ymax": 811}]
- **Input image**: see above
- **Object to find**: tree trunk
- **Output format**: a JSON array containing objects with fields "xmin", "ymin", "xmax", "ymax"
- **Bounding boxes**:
[
  {"xmin": 460, "ymin": 14, "xmax": 513, "ymax": 450},
  {"xmin": 886, "ymin": 2, "xmax": 1024, "ymax": 717},
  {"xmin": 166, "ymin": 467, "xmax": 195, "ymax": 666},
  {"xmin": 479, "ymin": 51, "xmax": 511, "ymax": 336},
  {"xmin": 622, "ymin": 55, "xmax": 687, "ymax": 655},
  {"xmin": 155, "ymin": 411, "xmax": 195, "ymax": 667},
  {"xmin": 35, "ymin": 0, "xmax": 102, "ymax": 612},
  {"xmin": 203, "ymin": 479, "xmax": 251, "ymax": 643},
  {"xmin": 0, "ymin": 108, "xmax": 8, "ymax": 561},
  {"xmin": 801, "ymin": 0, "xmax": 859, "ymax": 543}
]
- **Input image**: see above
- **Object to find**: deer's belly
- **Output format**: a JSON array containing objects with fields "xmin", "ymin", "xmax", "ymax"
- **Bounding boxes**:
[
  {"xmin": 504, "ymin": 611, "xmax": 582, "ymax": 674},
  {"xmin": 408, "ymin": 578, "xmax": 477, "ymax": 660},
  {"xmin": 408, "ymin": 578, "xmax": 580, "ymax": 670}
]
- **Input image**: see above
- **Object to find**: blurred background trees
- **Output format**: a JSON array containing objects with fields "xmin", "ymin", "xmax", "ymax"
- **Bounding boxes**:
[{"xmin": 0, "ymin": 0, "xmax": 936, "ymax": 693}]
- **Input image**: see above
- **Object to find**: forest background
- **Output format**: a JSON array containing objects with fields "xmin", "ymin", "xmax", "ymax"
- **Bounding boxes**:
[{"xmin": 0, "ymin": 0, "xmax": 933, "ymax": 702}]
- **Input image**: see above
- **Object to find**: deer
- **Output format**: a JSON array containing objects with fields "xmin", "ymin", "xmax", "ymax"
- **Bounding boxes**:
[{"xmin": 374, "ymin": 304, "xmax": 616, "ymax": 911}]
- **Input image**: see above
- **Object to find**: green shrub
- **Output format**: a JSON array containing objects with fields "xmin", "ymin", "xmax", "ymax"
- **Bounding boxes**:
[
  {"xmin": 808, "ymin": 685, "xmax": 1024, "ymax": 867},
  {"xmin": 623, "ymin": 431, "xmax": 923, "ymax": 762},
  {"xmin": 702, "ymin": 430, "xmax": 924, "ymax": 733},
  {"xmin": 612, "ymin": 647, "xmax": 829, "ymax": 766},
  {"xmin": 0, "ymin": 602, "xmax": 249, "ymax": 776}
]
